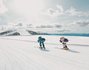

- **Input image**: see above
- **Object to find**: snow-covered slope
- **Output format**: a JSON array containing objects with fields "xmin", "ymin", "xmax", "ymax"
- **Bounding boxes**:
[{"xmin": 0, "ymin": 35, "xmax": 89, "ymax": 70}]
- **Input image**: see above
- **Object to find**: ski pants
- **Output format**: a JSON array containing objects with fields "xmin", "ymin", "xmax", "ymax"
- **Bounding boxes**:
[
  {"xmin": 39, "ymin": 42, "xmax": 45, "ymax": 49},
  {"xmin": 62, "ymin": 43, "xmax": 67, "ymax": 48}
]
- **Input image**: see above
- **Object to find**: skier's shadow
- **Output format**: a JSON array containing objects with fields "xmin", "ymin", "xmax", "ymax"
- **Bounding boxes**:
[
  {"xmin": 40, "ymin": 49, "xmax": 50, "ymax": 52},
  {"xmin": 68, "ymin": 49, "xmax": 80, "ymax": 53},
  {"xmin": 39, "ymin": 48, "xmax": 50, "ymax": 52},
  {"xmin": 54, "ymin": 47, "xmax": 79, "ymax": 53},
  {"xmin": 43, "ymin": 49, "xmax": 49, "ymax": 52}
]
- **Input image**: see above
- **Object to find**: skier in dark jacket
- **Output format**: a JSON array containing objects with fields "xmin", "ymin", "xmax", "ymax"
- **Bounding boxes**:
[
  {"xmin": 60, "ymin": 37, "xmax": 69, "ymax": 50},
  {"xmin": 38, "ymin": 36, "xmax": 46, "ymax": 49}
]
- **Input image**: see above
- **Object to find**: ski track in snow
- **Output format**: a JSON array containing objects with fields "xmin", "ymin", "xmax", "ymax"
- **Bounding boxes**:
[{"xmin": 0, "ymin": 36, "xmax": 89, "ymax": 70}]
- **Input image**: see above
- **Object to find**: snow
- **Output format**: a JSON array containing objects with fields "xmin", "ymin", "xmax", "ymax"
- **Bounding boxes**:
[
  {"xmin": 16, "ymin": 28, "xmax": 30, "ymax": 35},
  {"xmin": 0, "ymin": 35, "xmax": 89, "ymax": 70}
]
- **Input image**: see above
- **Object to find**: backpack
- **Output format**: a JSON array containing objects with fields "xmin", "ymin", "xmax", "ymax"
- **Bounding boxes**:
[
  {"xmin": 42, "ymin": 38, "xmax": 45, "ymax": 42},
  {"xmin": 64, "ymin": 38, "xmax": 69, "ymax": 42}
]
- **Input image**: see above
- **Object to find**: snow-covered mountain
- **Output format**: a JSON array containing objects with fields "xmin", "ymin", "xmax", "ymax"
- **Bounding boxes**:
[
  {"xmin": 0, "ymin": 35, "xmax": 89, "ymax": 70},
  {"xmin": 0, "ymin": 27, "xmax": 48, "ymax": 36},
  {"xmin": 0, "ymin": 25, "xmax": 89, "ymax": 37}
]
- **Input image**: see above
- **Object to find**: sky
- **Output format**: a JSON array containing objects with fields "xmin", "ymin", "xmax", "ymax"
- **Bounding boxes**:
[{"xmin": 0, "ymin": 0, "xmax": 89, "ymax": 33}]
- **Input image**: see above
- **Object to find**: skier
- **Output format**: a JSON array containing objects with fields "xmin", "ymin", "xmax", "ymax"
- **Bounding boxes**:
[
  {"xmin": 60, "ymin": 37, "xmax": 69, "ymax": 50},
  {"xmin": 37, "ymin": 36, "xmax": 46, "ymax": 49}
]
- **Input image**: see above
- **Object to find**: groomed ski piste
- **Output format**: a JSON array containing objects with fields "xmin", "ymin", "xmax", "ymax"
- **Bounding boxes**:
[{"xmin": 0, "ymin": 35, "xmax": 89, "ymax": 70}]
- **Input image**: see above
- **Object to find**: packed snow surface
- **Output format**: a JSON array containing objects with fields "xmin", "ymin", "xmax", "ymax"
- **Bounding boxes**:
[{"xmin": 0, "ymin": 35, "xmax": 89, "ymax": 70}]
